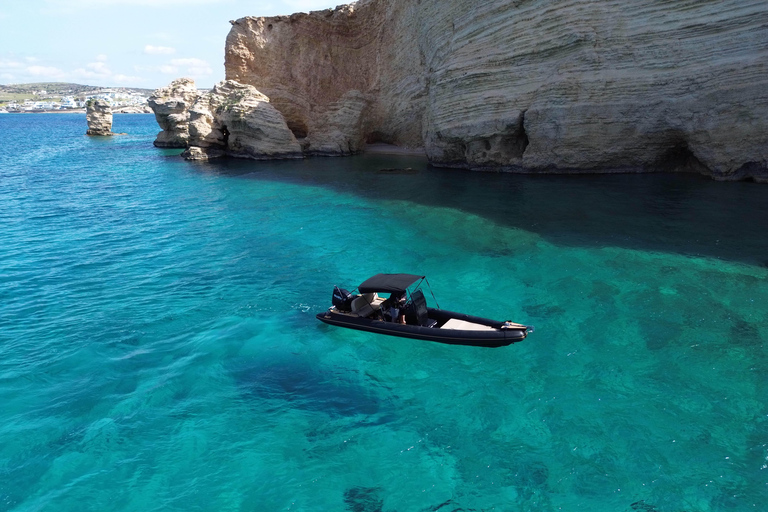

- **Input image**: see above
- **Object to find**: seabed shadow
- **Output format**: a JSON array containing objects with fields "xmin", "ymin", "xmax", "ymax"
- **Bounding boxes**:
[{"xmin": 183, "ymin": 153, "xmax": 768, "ymax": 268}]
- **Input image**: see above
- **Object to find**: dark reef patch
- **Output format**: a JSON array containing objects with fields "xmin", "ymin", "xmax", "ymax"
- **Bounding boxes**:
[
  {"xmin": 630, "ymin": 500, "xmax": 659, "ymax": 511},
  {"xmin": 233, "ymin": 359, "xmax": 383, "ymax": 417},
  {"xmin": 344, "ymin": 486, "xmax": 384, "ymax": 512},
  {"xmin": 729, "ymin": 317, "xmax": 762, "ymax": 347}
]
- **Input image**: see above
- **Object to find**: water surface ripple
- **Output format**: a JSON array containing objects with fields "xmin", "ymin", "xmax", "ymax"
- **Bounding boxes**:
[{"xmin": 0, "ymin": 114, "xmax": 766, "ymax": 511}]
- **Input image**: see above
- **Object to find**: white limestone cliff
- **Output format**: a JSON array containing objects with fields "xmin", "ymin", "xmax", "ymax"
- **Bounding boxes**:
[{"xmin": 225, "ymin": 0, "xmax": 768, "ymax": 181}]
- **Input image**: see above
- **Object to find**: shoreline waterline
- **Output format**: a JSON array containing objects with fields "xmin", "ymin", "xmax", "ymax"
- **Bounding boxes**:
[{"xmin": 363, "ymin": 142, "xmax": 427, "ymax": 156}]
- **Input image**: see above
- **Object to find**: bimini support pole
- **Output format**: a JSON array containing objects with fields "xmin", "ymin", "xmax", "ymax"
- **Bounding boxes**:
[{"xmin": 423, "ymin": 277, "xmax": 441, "ymax": 310}]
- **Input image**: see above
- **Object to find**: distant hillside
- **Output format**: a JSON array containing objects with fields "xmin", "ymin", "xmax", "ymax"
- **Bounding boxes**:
[
  {"xmin": 0, "ymin": 82, "xmax": 155, "ymax": 105},
  {"xmin": 0, "ymin": 82, "xmax": 154, "ymax": 95}
]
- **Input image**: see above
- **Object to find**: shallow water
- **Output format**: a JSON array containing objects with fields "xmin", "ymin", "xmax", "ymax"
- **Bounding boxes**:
[{"xmin": 1, "ymin": 114, "xmax": 766, "ymax": 511}]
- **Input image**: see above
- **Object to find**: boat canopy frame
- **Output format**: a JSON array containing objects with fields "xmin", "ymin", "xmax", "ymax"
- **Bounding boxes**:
[
  {"xmin": 356, "ymin": 273, "xmax": 440, "ymax": 309},
  {"xmin": 358, "ymin": 273, "xmax": 423, "ymax": 294}
]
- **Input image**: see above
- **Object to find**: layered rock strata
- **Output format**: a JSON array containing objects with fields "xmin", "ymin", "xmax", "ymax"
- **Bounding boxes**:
[
  {"xmin": 148, "ymin": 79, "xmax": 302, "ymax": 160},
  {"xmin": 183, "ymin": 80, "xmax": 302, "ymax": 160},
  {"xmin": 148, "ymin": 78, "xmax": 201, "ymax": 148},
  {"xmin": 225, "ymin": 0, "xmax": 768, "ymax": 181},
  {"xmin": 85, "ymin": 100, "xmax": 114, "ymax": 136}
]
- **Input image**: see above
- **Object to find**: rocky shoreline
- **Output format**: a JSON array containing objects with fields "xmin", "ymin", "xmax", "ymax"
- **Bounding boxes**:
[
  {"xmin": 148, "ymin": 78, "xmax": 303, "ymax": 160},
  {"xmin": 148, "ymin": 0, "xmax": 768, "ymax": 182}
]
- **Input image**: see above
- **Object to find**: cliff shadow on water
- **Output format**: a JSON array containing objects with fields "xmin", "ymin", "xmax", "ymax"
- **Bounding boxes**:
[{"xmin": 185, "ymin": 153, "xmax": 768, "ymax": 268}]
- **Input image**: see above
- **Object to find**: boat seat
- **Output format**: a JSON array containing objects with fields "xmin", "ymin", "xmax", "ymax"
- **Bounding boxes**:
[
  {"xmin": 408, "ymin": 290, "xmax": 437, "ymax": 328},
  {"xmin": 351, "ymin": 293, "xmax": 382, "ymax": 318}
]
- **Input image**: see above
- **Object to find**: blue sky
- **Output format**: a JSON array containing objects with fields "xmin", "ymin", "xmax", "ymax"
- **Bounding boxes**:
[{"xmin": 0, "ymin": 0, "xmax": 341, "ymax": 90}]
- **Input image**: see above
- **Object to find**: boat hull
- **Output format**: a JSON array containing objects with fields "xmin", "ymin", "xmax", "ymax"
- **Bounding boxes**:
[{"xmin": 316, "ymin": 307, "xmax": 529, "ymax": 348}]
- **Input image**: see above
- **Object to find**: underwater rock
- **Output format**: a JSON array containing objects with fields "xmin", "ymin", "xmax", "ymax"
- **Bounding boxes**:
[
  {"xmin": 233, "ymin": 360, "xmax": 383, "ymax": 417},
  {"xmin": 343, "ymin": 486, "xmax": 384, "ymax": 512}
]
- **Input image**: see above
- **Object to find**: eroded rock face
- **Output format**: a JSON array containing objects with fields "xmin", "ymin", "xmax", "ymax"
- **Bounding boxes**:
[
  {"xmin": 225, "ymin": 0, "xmax": 768, "ymax": 181},
  {"xmin": 85, "ymin": 100, "xmax": 113, "ymax": 136},
  {"xmin": 147, "ymin": 78, "xmax": 200, "ymax": 148},
  {"xmin": 225, "ymin": 2, "xmax": 423, "ymax": 157},
  {"xmin": 183, "ymin": 80, "xmax": 302, "ymax": 160},
  {"xmin": 148, "ymin": 79, "xmax": 302, "ymax": 160}
]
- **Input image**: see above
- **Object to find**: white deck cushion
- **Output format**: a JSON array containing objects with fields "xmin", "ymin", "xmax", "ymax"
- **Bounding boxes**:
[
  {"xmin": 351, "ymin": 293, "xmax": 382, "ymax": 317},
  {"xmin": 441, "ymin": 318, "xmax": 495, "ymax": 331}
]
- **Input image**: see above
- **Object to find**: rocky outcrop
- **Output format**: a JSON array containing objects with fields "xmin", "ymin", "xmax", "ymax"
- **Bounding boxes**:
[
  {"xmin": 148, "ymin": 79, "xmax": 302, "ymax": 160},
  {"xmin": 182, "ymin": 80, "xmax": 302, "ymax": 160},
  {"xmin": 225, "ymin": 0, "xmax": 768, "ymax": 181},
  {"xmin": 148, "ymin": 78, "xmax": 201, "ymax": 148},
  {"xmin": 225, "ymin": 3, "xmax": 422, "ymax": 157},
  {"xmin": 85, "ymin": 100, "xmax": 114, "ymax": 136}
]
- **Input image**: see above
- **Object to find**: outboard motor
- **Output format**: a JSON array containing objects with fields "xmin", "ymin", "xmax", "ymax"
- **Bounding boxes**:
[{"xmin": 332, "ymin": 286, "xmax": 354, "ymax": 311}]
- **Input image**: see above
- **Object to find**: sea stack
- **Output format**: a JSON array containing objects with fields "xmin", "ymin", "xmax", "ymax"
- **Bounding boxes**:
[{"xmin": 85, "ymin": 99, "xmax": 114, "ymax": 136}]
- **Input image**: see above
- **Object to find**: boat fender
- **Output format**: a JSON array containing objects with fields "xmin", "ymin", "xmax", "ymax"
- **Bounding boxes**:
[{"xmin": 501, "ymin": 321, "xmax": 535, "ymax": 331}]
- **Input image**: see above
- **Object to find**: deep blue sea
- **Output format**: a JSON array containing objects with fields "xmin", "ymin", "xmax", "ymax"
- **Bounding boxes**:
[{"xmin": 1, "ymin": 113, "xmax": 766, "ymax": 512}]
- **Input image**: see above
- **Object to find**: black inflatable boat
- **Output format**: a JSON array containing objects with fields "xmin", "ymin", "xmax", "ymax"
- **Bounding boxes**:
[{"xmin": 316, "ymin": 273, "xmax": 534, "ymax": 348}]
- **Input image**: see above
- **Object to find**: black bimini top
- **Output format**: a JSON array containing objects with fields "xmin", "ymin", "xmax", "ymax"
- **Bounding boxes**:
[{"xmin": 358, "ymin": 273, "xmax": 424, "ymax": 294}]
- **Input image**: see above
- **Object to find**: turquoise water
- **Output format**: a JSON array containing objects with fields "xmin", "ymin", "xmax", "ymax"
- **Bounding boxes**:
[{"xmin": 1, "ymin": 114, "xmax": 766, "ymax": 511}]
